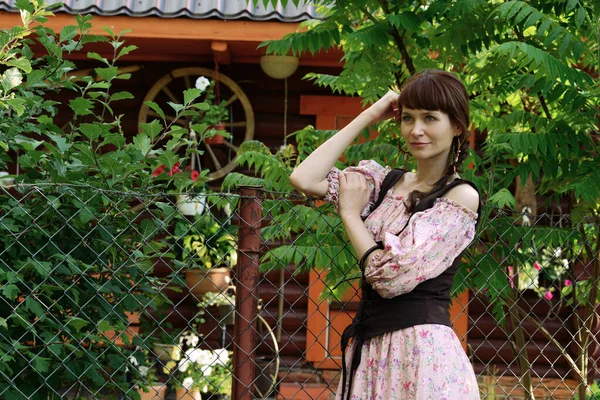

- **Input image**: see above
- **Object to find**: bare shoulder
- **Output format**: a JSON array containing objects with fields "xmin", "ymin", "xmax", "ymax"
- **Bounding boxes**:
[{"xmin": 443, "ymin": 183, "xmax": 480, "ymax": 213}]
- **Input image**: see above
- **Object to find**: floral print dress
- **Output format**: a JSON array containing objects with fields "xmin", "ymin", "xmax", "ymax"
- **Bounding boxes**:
[{"xmin": 326, "ymin": 160, "xmax": 480, "ymax": 400}]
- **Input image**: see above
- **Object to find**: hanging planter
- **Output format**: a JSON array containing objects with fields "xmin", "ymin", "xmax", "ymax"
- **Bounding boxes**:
[
  {"xmin": 204, "ymin": 123, "xmax": 226, "ymax": 145},
  {"xmin": 185, "ymin": 267, "xmax": 231, "ymax": 296},
  {"xmin": 177, "ymin": 193, "xmax": 207, "ymax": 216}
]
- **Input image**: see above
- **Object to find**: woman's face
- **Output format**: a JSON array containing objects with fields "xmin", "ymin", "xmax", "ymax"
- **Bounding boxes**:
[{"xmin": 400, "ymin": 108, "xmax": 461, "ymax": 163}]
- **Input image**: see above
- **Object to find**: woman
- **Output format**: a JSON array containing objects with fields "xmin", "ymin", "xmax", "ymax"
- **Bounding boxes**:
[{"xmin": 290, "ymin": 69, "xmax": 481, "ymax": 400}]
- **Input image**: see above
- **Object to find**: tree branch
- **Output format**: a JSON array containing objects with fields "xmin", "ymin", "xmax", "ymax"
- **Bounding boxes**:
[
  {"xmin": 538, "ymin": 94, "xmax": 552, "ymax": 120},
  {"xmin": 377, "ymin": 0, "xmax": 416, "ymax": 82}
]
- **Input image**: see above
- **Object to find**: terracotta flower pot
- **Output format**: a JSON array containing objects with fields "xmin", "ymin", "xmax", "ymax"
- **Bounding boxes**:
[
  {"xmin": 185, "ymin": 267, "xmax": 231, "ymax": 296},
  {"xmin": 204, "ymin": 123, "xmax": 226, "ymax": 145},
  {"xmin": 175, "ymin": 388, "xmax": 202, "ymax": 400},
  {"xmin": 136, "ymin": 383, "xmax": 167, "ymax": 400}
]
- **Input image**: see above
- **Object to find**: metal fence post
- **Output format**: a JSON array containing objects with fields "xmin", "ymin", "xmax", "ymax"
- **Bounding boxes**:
[{"xmin": 233, "ymin": 186, "xmax": 262, "ymax": 400}]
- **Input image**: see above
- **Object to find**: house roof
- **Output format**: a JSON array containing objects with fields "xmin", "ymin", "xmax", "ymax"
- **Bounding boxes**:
[{"xmin": 0, "ymin": 0, "xmax": 319, "ymax": 22}]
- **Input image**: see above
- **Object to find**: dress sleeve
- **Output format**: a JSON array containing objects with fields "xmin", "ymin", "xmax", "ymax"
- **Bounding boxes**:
[
  {"xmin": 364, "ymin": 197, "xmax": 478, "ymax": 298},
  {"xmin": 324, "ymin": 160, "xmax": 390, "ymax": 218}
]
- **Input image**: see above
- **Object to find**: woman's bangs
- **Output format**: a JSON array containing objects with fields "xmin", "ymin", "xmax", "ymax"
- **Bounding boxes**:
[{"xmin": 398, "ymin": 75, "xmax": 450, "ymax": 113}]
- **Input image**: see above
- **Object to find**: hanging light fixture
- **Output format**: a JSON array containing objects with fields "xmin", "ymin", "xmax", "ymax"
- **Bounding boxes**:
[
  {"xmin": 260, "ymin": 55, "xmax": 299, "ymax": 148},
  {"xmin": 259, "ymin": 55, "xmax": 300, "ymax": 342}
]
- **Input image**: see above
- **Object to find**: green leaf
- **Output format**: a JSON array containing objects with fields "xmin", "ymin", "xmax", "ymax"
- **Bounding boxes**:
[
  {"xmin": 191, "ymin": 102, "xmax": 210, "ymax": 111},
  {"xmin": 47, "ymin": 134, "xmax": 72, "ymax": 153},
  {"xmin": 5, "ymin": 57, "xmax": 32, "ymax": 73},
  {"xmin": 31, "ymin": 356, "xmax": 52, "ymax": 374},
  {"xmin": 144, "ymin": 101, "xmax": 165, "ymax": 121},
  {"xmin": 488, "ymin": 188, "xmax": 516, "ymax": 209},
  {"xmin": 183, "ymin": 88, "xmax": 203, "ymax": 105},
  {"xmin": 99, "ymin": 133, "xmax": 126, "ymax": 148},
  {"xmin": 59, "ymin": 25, "xmax": 78, "ymax": 43},
  {"xmin": 566, "ymin": 0, "xmax": 577, "ymax": 11},
  {"xmin": 0, "ymin": 317, "xmax": 6, "ymax": 329},
  {"xmin": 133, "ymin": 134, "xmax": 152, "ymax": 155},
  {"xmin": 25, "ymin": 297, "xmax": 46, "ymax": 318},
  {"xmin": 1, "ymin": 67, "xmax": 23, "ymax": 92},
  {"xmin": 87, "ymin": 51, "xmax": 109, "ymax": 65},
  {"xmin": 168, "ymin": 102, "xmax": 184, "ymax": 113},
  {"xmin": 66, "ymin": 317, "xmax": 89, "ymax": 332},
  {"xmin": 27, "ymin": 259, "xmax": 52, "ymax": 278},
  {"xmin": 1, "ymin": 284, "xmax": 19, "ymax": 299},
  {"xmin": 95, "ymin": 66, "xmax": 119, "ymax": 82},
  {"xmin": 574, "ymin": 7, "xmax": 586, "ymax": 28},
  {"xmin": 73, "ymin": 143, "xmax": 97, "ymax": 165},
  {"xmin": 69, "ymin": 97, "xmax": 94, "ymax": 116},
  {"xmin": 109, "ymin": 91, "xmax": 134, "ymax": 102},
  {"xmin": 80, "ymin": 123, "xmax": 102, "ymax": 141},
  {"xmin": 387, "ymin": 11, "xmax": 421, "ymax": 31},
  {"xmin": 116, "ymin": 44, "xmax": 137, "ymax": 59},
  {"xmin": 78, "ymin": 206, "xmax": 94, "ymax": 224},
  {"xmin": 97, "ymin": 320, "xmax": 114, "ymax": 332},
  {"xmin": 139, "ymin": 119, "xmax": 163, "ymax": 140},
  {"xmin": 4, "ymin": 98, "xmax": 26, "ymax": 116},
  {"xmin": 558, "ymin": 34, "xmax": 571, "ymax": 58},
  {"xmin": 27, "ymin": 70, "xmax": 45, "ymax": 86}
]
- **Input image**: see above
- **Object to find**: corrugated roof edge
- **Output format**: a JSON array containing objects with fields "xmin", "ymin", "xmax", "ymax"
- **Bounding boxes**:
[{"xmin": 0, "ymin": 4, "xmax": 320, "ymax": 22}]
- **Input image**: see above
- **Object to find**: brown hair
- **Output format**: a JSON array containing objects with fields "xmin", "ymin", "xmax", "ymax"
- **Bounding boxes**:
[{"xmin": 396, "ymin": 69, "xmax": 471, "ymax": 211}]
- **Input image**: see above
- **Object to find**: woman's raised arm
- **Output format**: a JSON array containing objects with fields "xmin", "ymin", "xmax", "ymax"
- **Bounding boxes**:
[{"xmin": 289, "ymin": 90, "xmax": 399, "ymax": 197}]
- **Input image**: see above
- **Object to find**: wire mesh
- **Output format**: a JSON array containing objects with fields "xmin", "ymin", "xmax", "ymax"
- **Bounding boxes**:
[{"xmin": 0, "ymin": 184, "xmax": 598, "ymax": 399}]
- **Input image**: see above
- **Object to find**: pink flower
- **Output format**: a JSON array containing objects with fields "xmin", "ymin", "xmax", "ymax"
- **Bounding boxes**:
[
  {"xmin": 507, "ymin": 266, "xmax": 514, "ymax": 289},
  {"xmin": 168, "ymin": 162, "xmax": 181, "ymax": 176},
  {"xmin": 151, "ymin": 165, "xmax": 165, "ymax": 177},
  {"xmin": 544, "ymin": 291, "xmax": 553, "ymax": 300},
  {"xmin": 533, "ymin": 261, "xmax": 541, "ymax": 271},
  {"xmin": 190, "ymin": 170, "xmax": 200, "ymax": 181},
  {"xmin": 564, "ymin": 280, "xmax": 573, "ymax": 287}
]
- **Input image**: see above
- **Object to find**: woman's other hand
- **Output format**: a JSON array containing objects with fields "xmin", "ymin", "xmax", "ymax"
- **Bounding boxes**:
[
  {"xmin": 338, "ymin": 172, "xmax": 371, "ymax": 219},
  {"xmin": 362, "ymin": 90, "xmax": 400, "ymax": 124}
]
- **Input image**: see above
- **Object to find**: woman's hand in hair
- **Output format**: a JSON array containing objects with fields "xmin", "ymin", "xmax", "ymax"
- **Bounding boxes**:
[
  {"xmin": 362, "ymin": 90, "xmax": 400, "ymax": 124},
  {"xmin": 338, "ymin": 172, "xmax": 371, "ymax": 220}
]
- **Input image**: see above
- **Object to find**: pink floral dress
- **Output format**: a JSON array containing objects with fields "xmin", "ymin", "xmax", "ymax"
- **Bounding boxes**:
[{"xmin": 326, "ymin": 160, "xmax": 480, "ymax": 400}]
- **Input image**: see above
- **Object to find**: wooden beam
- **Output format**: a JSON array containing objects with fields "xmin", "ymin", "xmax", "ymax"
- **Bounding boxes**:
[
  {"xmin": 211, "ymin": 40, "xmax": 231, "ymax": 65},
  {"xmin": 300, "ymin": 95, "xmax": 365, "ymax": 117},
  {"xmin": 0, "ymin": 11, "xmax": 300, "ymax": 42}
]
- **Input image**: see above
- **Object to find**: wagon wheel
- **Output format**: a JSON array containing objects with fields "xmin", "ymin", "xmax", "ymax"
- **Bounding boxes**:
[{"xmin": 138, "ymin": 67, "xmax": 255, "ymax": 180}]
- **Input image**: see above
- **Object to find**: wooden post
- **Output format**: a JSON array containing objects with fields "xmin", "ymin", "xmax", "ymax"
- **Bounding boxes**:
[{"xmin": 232, "ymin": 186, "xmax": 262, "ymax": 400}]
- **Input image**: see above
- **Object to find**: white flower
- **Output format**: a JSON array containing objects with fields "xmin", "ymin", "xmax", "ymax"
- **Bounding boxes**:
[
  {"xmin": 185, "ymin": 348, "xmax": 204, "ymax": 364},
  {"xmin": 180, "ymin": 331, "xmax": 200, "ymax": 347},
  {"xmin": 195, "ymin": 349, "xmax": 217, "ymax": 366},
  {"xmin": 178, "ymin": 357, "xmax": 191, "ymax": 373},
  {"xmin": 128, "ymin": 355, "xmax": 139, "ymax": 367},
  {"xmin": 195, "ymin": 76, "xmax": 210, "ymax": 91},
  {"xmin": 214, "ymin": 349, "xmax": 229, "ymax": 366},
  {"xmin": 200, "ymin": 365, "xmax": 212, "ymax": 377},
  {"xmin": 139, "ymin": 366, "xmax": 150, "ymax": 377},
  {"xmin": 182, "ymin": 377, "xmax": 194, "ymax": 390}
]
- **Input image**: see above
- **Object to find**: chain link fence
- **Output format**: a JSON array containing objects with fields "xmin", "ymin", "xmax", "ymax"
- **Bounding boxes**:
[{"xmin": 0, "ymin": 184, "xmax": 598, "ymax": 399}]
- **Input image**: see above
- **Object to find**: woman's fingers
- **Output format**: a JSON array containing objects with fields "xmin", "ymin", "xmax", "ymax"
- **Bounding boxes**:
[{"xmin": 340, "ymin": 172, "xmax": 368, "ymax": 189}]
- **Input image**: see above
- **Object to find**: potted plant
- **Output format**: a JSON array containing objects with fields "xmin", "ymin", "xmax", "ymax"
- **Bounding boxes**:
[
  {"xmin": 191, "ymin": 76, "xmax": 230, "ymax": 146},
  {"xmin": 129, "ymin": 349, "xmax": 168, "ymax": 400},
  {"xmin": 162, "ymin": 330, "xmax": 233, "ymax": 400},
  {"xmin": 196, "ymin": 291, "xmax": 237, "ymax": 327},
  {"xmin": 179, "ymin": 214, "xmax": 238, "ymax": 296}
]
